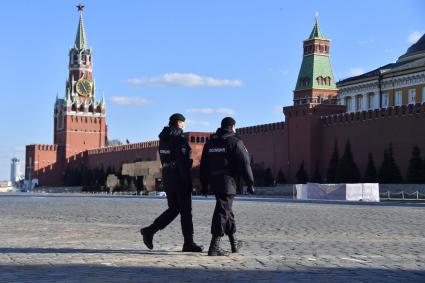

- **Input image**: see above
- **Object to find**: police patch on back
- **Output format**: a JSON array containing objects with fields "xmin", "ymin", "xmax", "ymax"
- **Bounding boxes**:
[
  {"xmin": 159, "ymin": 149, "xmax": 171, "ymax": 155},
  {"xmin": 209, "ymin": 147, "xmax": 226, "ymax": 153}
]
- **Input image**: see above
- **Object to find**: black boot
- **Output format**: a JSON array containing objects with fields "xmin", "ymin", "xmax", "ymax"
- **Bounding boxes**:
[
  {"xmin": 182, "ymin": 242, "xmax": 203, "ymax": 252},
  {"xmin": 229, "ymin": 234, "xmax": 243, "ymax": 253},
  {"xmin": 140, "ymin": 226, "xmax": 155, "ymax": 250},
  {"xmin": 208, "ymin": 236, "xmax": 230, "ymax": 256},
  {"xmin": 182, "ymin": 234, "xmax": 203, "ymax": 252}
]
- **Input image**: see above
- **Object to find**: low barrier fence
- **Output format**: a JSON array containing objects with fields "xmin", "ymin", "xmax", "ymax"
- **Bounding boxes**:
[{"xmin": 380, "ymin": 190, "xmax": 425, "ymax": 200}]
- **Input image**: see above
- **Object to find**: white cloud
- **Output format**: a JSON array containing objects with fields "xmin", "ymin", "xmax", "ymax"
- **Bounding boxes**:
[
  {"xmin": 186, "ymin": 108, "xmax": 235, "ymax": 115},
  {"xmin": 408, "ymin": 31, "xmax": 423, "ymax": 45},
  {"xmin": 185, "ymin": 119, "xmax": 211, "ymax": 127},
  {"xmin": 347, "ymin": 67, "xmax": 365, "ymax": 77},
  {"xmin": 109, "ymin": 96, "xmax": 152, "ymax": 106},
  {"xmin": 126, "ymin": 73, "xmax": 243, "ymax": 88}
]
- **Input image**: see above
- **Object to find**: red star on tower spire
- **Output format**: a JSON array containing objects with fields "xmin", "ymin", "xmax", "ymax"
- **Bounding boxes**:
[{"xmin": 77, "ymin": 3, "xmax": 84, "ymax": 12}]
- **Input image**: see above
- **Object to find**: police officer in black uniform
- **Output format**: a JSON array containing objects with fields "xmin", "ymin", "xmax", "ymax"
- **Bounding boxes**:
[
  {"xmin": 200, "ymin": 117, "xmax": 254, "ymax": 256},
  {"xmin": 140, "ymin": 113, "xmax": 203, "ymax": 252}
]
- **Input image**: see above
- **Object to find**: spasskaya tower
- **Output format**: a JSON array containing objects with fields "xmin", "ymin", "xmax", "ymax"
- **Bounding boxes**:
[{"xmin": 54, "ymin": 4, "xmax": 107, "ymax": 160}]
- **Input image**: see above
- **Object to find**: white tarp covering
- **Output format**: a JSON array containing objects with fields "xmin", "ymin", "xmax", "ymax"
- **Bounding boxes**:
[{"xmin": 296, "ymin": 183, "xmax": 380, "ymax": 202}]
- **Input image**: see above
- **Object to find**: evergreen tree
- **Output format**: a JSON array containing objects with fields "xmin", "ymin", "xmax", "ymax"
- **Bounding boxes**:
[
  {"xmin": 264, "ymin": 168, "xmax": 275, "ymax": 187},
  {"xmin": 335, "ymin": 140, "xmax": 361, "ymax": 183},
  {"xmin": 423, "ymin": 157, "xmax": 425, "ymax": 183},
  {"xmin": 253, "ymin": 166, "xmax": 266, "ymax": 186},
  {"xmin": 379, "ymin": 144, "xmax": 403, "ymax": 183},
  {"xmin": 106, "ymin": 166, "xmax": 112, "ymax": 176},
  {"xmin": 276, "ymin": 169, "xmax": 286, "ymax": 184},
  {"xmin": 69, "ymin": 167, "xmax": 81, "ymax": 186},
  {"xmin": 128, "ymin": 177, "xmax": 137, "ymax": 191},
  {"xmin": 99, "ymin": 164, "xmax": 107, "ymax": 186},
  {"xmin": 64, "ymin": 167, "xmax": 71, "ymax": 186},
  {"xmin": 122, "ymin": 177, "xmax": 129, "ymax": 189},
  {"xmin": 296, "ymin": 161, "xmax": 309, "ymax": 184},
  {"xmin": 363, "ymin": 152, "xmax": 378, "ymax": 182},
  {"xmin": 81, "ymin": 166, "xmax": 93, "ymax": 186},
  {"xmin": 406, "ymin": 145, "xmax": 424, "ymax": 183},
  {"xmin": 311, "ymin": 160, "xmax": 322, "ymax": 183},
  {"xmin": 326, "ymin": 139, "xmax": 339, "ymax": 182}
]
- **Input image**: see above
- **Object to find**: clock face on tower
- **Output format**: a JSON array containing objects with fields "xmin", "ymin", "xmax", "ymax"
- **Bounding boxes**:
[{"xmin": 76, "ymin": 79, "xmax": 93, "ymax": 96}]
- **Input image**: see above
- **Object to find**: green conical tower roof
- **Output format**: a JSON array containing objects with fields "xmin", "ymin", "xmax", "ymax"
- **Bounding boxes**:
[
  {"xmin": 74, "ymin": 6, "xmax": 87, "ymax": 50},
  {"xmin": 308, "ymin": 15, "xmax": 324, "ymax": 39},
  {"xmin": 294, "ymin": 16, "xmax": 336, "ymax": 92}
]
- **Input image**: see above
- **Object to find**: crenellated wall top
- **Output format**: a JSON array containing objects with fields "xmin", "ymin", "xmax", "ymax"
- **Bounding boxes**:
[
  {"xmin": 320, "ymin": 102, "xmax": 425, "ymax": 126},
  {"xmin": 237, "ymin": 122, "xmax": 285, "ymax": 135},
  {"xmin": 86, "ymin": 140, "xmax": 159, "ymax": 155},
  {"xmin": 26, "ymin": 144, "xmax": 58, "ymax": 152}
]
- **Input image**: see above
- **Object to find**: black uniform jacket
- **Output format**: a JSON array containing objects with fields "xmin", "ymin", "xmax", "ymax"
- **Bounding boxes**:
[
  {"xmin": 200, "ymin": 128, "xmax": 254, "ymax": 195},
  {"xmin": 158, "ymin": 127, "xmax": 193, "ymax": 193}
]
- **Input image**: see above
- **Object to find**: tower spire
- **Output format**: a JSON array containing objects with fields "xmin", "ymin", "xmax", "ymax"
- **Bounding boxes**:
[
  {"xmin": 309, "ymin": 12, "xmax": 324, "ymax": 40},
  {"xmin": 74, "ymin": 4, "xmax": 87, "ymax": 50}
]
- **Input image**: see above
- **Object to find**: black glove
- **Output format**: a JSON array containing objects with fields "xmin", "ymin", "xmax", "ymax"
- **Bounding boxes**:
[
  {"xmin": 247, "ymin": 185, "xmax": 255, "ymax": 195},
  {"xmin": 200, "ymin": 186, "xmax": 208, "ymax": 197}
]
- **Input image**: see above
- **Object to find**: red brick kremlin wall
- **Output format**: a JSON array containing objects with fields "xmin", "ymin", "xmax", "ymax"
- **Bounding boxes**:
[
  {"xmin": 25, "ymin": 144, "xmax": 62, "ymax": 186},
  {"xmin": 28, "ymin": 105, "xmax": 425, "ymax": 186},
  {"xmin": 237, "ymin": 122, "xmax": 287, "ymax": 177},
  {"xmin": 84, "ymin": 140, "xmax": 160, "ymax": 170},
  {"xmin": 319, "ymin": 103, "xmax": 425, "ymax": 181}
]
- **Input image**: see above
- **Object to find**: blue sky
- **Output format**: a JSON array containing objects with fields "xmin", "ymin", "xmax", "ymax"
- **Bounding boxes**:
[{"xmin": 0, "ymin": 0, "xmax": 424, "ymax": 180}]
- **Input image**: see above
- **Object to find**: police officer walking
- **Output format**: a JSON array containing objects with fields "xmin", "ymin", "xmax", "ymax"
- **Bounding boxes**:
[
  {"xmin": 140, "ymin": 113, "xmax": 203, "ymax": 252},
  {"xmin": 200, "ymin": 117, "xmax": 254, "ymax": 256}
]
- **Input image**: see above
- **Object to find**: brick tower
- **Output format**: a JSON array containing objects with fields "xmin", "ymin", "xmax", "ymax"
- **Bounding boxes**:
[
  {"xmin": 54, "ymin": 4, "xmax": 107, "ymax": 161},
  {"xmin": 283, "ymin": 16, "xmax": 345, "ymax": 182},
  {"xmin": 293, "ymin": 15, "xmax": 338, "ymax": 105}
]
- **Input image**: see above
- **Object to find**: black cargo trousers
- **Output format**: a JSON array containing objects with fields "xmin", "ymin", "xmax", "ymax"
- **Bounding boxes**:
[
  {"xmin": 149, "ymin": 190, "xmax": 194, "ymax": 239},
  {"xmin": 211, "ymin": 194, "xmax": 236, "ymax": 237},
  {"xmin": 149, "ymin": 164, "xmax": 193, "ymax": 240}
]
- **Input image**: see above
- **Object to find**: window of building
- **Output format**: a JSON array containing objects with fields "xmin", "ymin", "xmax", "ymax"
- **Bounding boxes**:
[
  {"xmin": 345, "ymin": 96, "xmax": 353, "ymax": 112},
  {"xmin": 423, "ymin": 87, "xmax": 425, "ymax": 103},
  {"xmin": 408, "ymin": 89, "xmax": 416, "ymax": 104},
  {"xmin": 382, "ymin": 93, "xmax": 389, "ymax": 108},
  {"xmin": 395, "ymin": 90, "xmax": 402, "ymax": 106},
  {"xmin": 355, "ymin": 95, "xmax": 363, "ymax": 111},
  {"xmin": 324, "ymin": 77, "xmax": 331, "ymax": 86},
  {"xmin": 200, "ymin": 137, "xmax": 205, "ymax": 143},
  {"xmin": 368, "ymin": 93, "xmax": 375, "ymax": 109},
  {"xmin": 196, "ymin": 137, "xmax": 200, "ymax": 143}
]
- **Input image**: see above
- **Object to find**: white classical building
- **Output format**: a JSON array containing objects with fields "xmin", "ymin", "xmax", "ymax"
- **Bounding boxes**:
[{"xmin": 337, "ymin": 33, "xmax": 425, "ymax": 112}]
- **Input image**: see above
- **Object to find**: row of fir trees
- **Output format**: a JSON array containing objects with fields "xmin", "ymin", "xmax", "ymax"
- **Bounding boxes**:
[{"xmin": 295, "ymin": 140, "xmax": 425, "ymax": 184}]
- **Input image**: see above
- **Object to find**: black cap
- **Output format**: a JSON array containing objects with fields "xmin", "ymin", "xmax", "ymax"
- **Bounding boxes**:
[
  {"xmin": 169, "ymin": 113, "xmax": 186, "ymax": 123},
  {"xmin": 221, "ymin": 117, "xmax": 236, "ymax": 128}
]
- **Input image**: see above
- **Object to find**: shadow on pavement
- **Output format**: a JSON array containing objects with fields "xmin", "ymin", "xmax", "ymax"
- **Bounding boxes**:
[
  {"xmin": 0, "ymin": 247, "xmax": 176, "ymax": 256},
  {"xmin": 0, "ymin": 264, "xmax": 424, "ymax": 283}
]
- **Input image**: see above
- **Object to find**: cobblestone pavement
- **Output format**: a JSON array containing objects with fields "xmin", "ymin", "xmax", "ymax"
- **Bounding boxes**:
[{"xmin": 0, "ymin": 193, "xmax": 424, "ymax": 283}]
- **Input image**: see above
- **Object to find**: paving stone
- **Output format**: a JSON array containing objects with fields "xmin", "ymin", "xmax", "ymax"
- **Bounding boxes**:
[{"xmin": 0, "ymin": 194, "xmax": 424, "ymax": 282}]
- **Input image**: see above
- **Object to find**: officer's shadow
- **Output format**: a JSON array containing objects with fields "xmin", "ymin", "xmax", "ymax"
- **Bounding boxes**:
[{"xmin": 0, "ymin": 247, "xmax": 197, "ymax": 256}]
